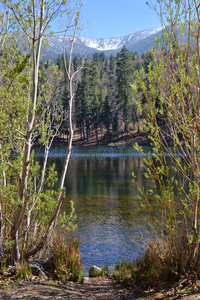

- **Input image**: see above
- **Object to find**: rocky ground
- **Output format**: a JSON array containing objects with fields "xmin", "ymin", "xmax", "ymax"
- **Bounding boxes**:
[{"xmin": 0, "ymin": 277, "xmax": 200, "ymax": 300}]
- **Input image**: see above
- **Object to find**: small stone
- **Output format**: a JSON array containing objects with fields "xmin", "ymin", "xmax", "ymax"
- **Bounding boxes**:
[{"xmin": 89, "ymin": 265, "xmax": 102, "ymax": 277}]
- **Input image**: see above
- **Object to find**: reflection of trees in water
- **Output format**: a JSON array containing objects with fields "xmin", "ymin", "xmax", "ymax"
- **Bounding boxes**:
[
  {"xmin": 38, "ymin": 154, "xmax": 175, "ymax": 224},
  {"xmin": 59, "ymin": 157, "xmax": 152, "ymax": 223}
]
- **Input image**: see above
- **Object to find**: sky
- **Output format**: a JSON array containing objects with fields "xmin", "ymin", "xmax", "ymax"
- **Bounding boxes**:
[{"xmin": 80, "ymin": 0, "xmax": 161, "ymax": 38}]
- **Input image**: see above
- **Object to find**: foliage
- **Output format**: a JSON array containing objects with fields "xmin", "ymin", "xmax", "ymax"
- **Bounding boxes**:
[
  {"xmin": 0, "ymin": 0, "xmax": 83, "ymax": 268},
  {"xmin": 113, "ymin": 261, "xmax": 134, "ymax": 283},
  {"xmin": 0, "ymin": 257, "xmax": 7, "ymax": 275},
  {"xmin": 58, "ymin": 200, "xmax": 77, "ymax": 231},
  {"xmin": 132, "ymin": 0, "xmax": 200, "ymax": 279}
]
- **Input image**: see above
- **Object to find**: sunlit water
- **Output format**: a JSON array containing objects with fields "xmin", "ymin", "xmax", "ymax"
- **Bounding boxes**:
[{"xmin": 36, "ymin": 146, "xmax": 154, "ymax": 274}]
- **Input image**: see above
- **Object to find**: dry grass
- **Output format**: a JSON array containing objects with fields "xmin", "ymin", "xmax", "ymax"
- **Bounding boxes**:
[
  {"xmin": 49, "ymin": 229, "xmax": 84, "ymax": 283},
  {"xmin": 114, "ymin": 239, "xmax": 178, "ymax": 289},
  {"xmin": 133, "ymin": 240, "xmax": 176, "ymax": 288}
]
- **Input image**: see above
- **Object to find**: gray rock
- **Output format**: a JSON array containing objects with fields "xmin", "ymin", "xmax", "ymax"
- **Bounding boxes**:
[
  {"xmin": 89, "ymin": 265, "xmax": 102, "ymax": 277},
  {"xmin": 29, "ymin": 260, "xmax": 48, "ymax": 278}
]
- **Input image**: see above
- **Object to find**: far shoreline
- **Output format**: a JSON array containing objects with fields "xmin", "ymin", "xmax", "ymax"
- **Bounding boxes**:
[{"xmin": 45, "ymin": 131, "xmax": 151, "ymax": 148}]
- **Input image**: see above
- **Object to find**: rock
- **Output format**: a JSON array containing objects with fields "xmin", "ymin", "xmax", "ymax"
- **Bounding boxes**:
[
  {"xmin": 28, "ymin": 260, "xmax": 49, "ymax": 278},
  {"xmin": 89, "ymin": 265, "xmax": 102, "ymax": 278}
]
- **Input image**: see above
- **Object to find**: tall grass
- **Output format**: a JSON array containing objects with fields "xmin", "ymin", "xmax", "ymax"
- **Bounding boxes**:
[
  {"xmin": 114, "ymin": 239, "xmax": 179, "ymax": 288},
  {"xmin": 49, "ymin": 229, "xmax": 84, "ymax": 283}
]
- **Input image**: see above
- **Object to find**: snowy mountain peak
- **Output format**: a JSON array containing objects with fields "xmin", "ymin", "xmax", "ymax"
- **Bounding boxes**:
[
  {"xmin": 79, "ymin": 26, "xmax": 162, "ymax": 51},
  {"xmin": 80, "ymin": 36, "xmax": 128, "ymax": 51},
  {"xmin": 45, "ymin": 26, "xmax": 163, "ymax": 62}
]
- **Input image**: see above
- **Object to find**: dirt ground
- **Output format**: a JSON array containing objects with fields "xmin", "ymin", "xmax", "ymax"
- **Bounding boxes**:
[
  {"xmin": 0, "ymin": 277, "xmax": 136, "ymax": 300},
  {"xmin": 0, "ymin": 277, "xmax": 200, "ymax": 300},
  {"xmin": 56, "ymin": 128, "xmax": 151, "ymax": 147}
]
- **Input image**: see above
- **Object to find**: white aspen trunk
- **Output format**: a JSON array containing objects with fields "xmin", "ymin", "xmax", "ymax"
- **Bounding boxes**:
[
  {"xmin": 23, "ymin": 146, "xmax": 48, "ymax": 251},
  {"xmin": 11, "ymin": 0, "xmax": 44, "ymax": 261},
  {"xmin": 59, "ymin": 78, "xmax": 74, "ymax": 190},
  {"xmin": 23, "ymin": 8, "xmax": 83, "ymax": 259},
  {"xmin": 39, "ymin": 146, "xmax": 49, "ymax": 192}
]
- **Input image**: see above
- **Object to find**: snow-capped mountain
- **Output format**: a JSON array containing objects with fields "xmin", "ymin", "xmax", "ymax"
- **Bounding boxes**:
[
  {"xmin": 79, "ymin": 27, "xmax": 162, "ymax": 52},
  {"xmin": 43, "ymin": 26, "xmax": 163, "ymax": 61},
  {"xmin": 79, "ymin": 36, "xmax": 129, "ymax": 51}
]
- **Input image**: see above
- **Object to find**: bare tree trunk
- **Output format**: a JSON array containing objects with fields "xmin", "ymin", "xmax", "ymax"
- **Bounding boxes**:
[
  {"xmin": 11, "ymin": 0, "xmax": 44, "ymax": 261},
  {"xmin": 23, "ymin": 7, "xmax": 83, "ymax": 259}
]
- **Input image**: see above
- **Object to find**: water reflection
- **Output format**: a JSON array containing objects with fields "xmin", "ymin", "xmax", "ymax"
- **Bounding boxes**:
[{"xmin": 36, "ymin": 147, "xmax": 153, "ymax": 274}]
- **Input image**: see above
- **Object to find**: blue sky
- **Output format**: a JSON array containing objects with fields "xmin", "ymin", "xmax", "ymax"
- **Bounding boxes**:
[{"xmin": 80, "ymin": 0, "xmax": 161, "ymax": 38}]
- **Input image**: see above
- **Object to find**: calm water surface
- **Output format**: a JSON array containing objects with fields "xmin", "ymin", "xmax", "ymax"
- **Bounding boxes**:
[{"xmin": 37, "ymin": 146, "xmax": 153, "ymax": 274}]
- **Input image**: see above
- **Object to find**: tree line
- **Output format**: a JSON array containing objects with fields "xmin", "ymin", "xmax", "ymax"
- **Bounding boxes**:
[{"xmin": 56, "ymin": 47, "xmax": 154, "ymax": 144}]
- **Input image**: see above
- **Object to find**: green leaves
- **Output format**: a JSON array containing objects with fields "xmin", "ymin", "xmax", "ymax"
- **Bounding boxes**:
[
  {"xmin": 75, "ymin": 10, "xmax": 80, "ymax": 23},
  {"xmin": 58, "ymin": 201, "xmax": 77, "ymax": 231},
  {"xmin": 8, "ymin": 53, "xmax": 31, "ymax": 80},
  {"xmin": 0, "ymin": 0, "xmax": 83, "ymax": 262},
  {"xmin": 132, "ymin": 0, "xmax": 200, "ymax": 275}
]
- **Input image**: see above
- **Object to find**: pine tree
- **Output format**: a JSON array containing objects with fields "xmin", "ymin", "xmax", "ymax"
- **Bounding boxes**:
[
  {"xmin": 75, "ymin": 62, "xmax": 91, "ymax": 141},
  {"xmin": 116, "ymin": 46, "xmax": 134, "ymax": 132}
]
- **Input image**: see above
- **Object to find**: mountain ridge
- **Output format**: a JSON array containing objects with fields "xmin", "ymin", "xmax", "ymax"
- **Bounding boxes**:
[
  {"xmin": 43, "ymin": 26, "xmax": 163, "ymax": 61},
  {"xmin": 79, "ymin": 26, "xmax": 162, "ymax": 51}
]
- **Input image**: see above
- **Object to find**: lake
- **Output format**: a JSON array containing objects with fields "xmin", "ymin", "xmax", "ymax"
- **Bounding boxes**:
[{"xmin": 36, "ymin": 146, "xmax": 153, "ymax": 274}]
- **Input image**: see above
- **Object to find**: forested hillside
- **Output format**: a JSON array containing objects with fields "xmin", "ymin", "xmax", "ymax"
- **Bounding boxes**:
[{"xmin": 55, "ymin": 46, "xmax": 154, "ymax": 145}]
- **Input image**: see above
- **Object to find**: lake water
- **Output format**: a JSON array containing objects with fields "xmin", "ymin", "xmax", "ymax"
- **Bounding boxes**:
[{"xmin": 36, "ymin": 146, "xmax": 153, "ymax": 274}]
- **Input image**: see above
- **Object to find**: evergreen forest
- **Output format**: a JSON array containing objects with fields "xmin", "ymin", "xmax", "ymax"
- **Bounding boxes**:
[{"xmin": 56, "ymin": 47, "xmax": 154, "ymax": 145}]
